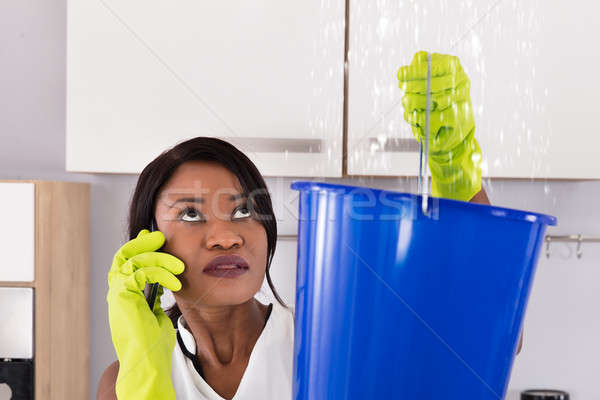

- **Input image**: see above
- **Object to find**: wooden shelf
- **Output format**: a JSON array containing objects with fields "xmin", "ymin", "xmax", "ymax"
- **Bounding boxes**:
[
  {"xmin": 0, "ymin": 281, "xmax": 35, "ymax": 288},
  {"xmin": 0, "ymin": 180, "xmax": 90, "ymax": 399}
]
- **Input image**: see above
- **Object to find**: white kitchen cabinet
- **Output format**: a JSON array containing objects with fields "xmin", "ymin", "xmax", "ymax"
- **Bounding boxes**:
[
  {"xmin": 347, "ymin": 1, "xmax": 600, "ymax": 179},
  {"xmin": 0, "ymin": 288, "xmax": 33, "ymax": 359},
  {"xmin": 0, "ymin": 183, "xmax": 34, "ymax": 282},
  {"xmin": 67, "ymin": 0, "xmax": 345, "ymax": 177}
]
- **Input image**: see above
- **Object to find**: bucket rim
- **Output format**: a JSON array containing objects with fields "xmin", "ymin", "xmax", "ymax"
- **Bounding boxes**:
[{"xmin": 290, "ymin": 180, "xmax": 557, "ymax": 226}]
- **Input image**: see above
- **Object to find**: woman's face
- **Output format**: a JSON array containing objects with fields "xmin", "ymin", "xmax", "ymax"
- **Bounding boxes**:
[{"xmin": 154, "ymin": 160, "xmax": 268, "ymax": 308}]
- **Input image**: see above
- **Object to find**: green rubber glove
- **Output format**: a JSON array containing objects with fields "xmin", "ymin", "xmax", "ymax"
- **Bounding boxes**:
[
  {"xmin": 107, "ymin": 228, "xmax": 185, "ymax": 399},
  {"xmin": 397, "ymin": 51, "xmax": 482, "ymax": 202}
]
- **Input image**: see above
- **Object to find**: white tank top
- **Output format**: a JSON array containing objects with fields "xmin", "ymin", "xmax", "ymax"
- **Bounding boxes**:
[{"xmin": 171, "ymin": 301, "xmax": 294, "ymax": 399}]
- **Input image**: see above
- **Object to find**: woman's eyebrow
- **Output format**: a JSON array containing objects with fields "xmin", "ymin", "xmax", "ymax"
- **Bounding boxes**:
[
  {"xmin": 230, "ymin": 193, "xmax": 247, "ymax": 201},
  {"xmin": 168, "ymin": 197, "xmax": 203, "ymax": 208},
  {"xmin": 168, "ymin": 193, "xmax": 246, "ymax": 208}
]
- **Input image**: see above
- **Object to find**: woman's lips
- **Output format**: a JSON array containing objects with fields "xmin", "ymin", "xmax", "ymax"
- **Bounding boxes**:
[{"xmin": 203, "ymin": 254, "xmax": 249, "ymax": 278}]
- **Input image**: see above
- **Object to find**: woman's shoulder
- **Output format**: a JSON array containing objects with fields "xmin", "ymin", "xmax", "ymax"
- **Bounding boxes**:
[{"xmin": 270, "ymin": 300, "xmax": 295, "ymax": 322}]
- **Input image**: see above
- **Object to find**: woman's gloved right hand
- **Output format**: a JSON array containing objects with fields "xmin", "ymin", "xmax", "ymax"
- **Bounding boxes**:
[
  {"xmin": 397, "ymin": 51, "xmax": 482, "ymax": 202},
  {"xmin": 106, "ymin": 228, "xmax": 185, "ymax": 399}
]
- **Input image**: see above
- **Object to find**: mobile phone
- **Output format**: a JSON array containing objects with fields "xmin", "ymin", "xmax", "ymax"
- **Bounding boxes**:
[{"xmin": 144, "ymin": 218, "xmax": 161, "ymax": 310}]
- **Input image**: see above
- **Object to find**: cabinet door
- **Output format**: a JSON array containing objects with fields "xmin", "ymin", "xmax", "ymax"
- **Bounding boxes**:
[
  {"xmin": 67, "ymin": 0, "xmax": 345, "ymax": 177},
  {"xmin": 0, "ymin": 183, "xmax": 34, "ymax": 282},
  {"xmin": 347, "ymin": 1, "xmax": 600, "ymax": 178},
  {"xmin": 0, "ymin": 288, "xmax": 34, "ymax": 358}
]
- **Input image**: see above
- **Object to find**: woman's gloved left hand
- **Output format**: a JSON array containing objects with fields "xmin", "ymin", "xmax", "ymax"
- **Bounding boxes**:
[{"xmin": 397, "ymin": 51, "xmax": 482, "ymax": 202}]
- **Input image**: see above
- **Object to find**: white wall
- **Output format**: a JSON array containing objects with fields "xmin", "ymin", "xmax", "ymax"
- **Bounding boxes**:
[{"xmin": 1, "ymin": 1, "xmax": 598, "ymax": 399}]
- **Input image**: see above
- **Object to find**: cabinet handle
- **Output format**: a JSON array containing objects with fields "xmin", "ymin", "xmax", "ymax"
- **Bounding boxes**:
[
  {"xmin": 277, "ymin": 234, "xmax": 298, "ymax": 241},
  {"xmin": 220, "ymin": 137, "xmax": 322, "ymax": 153},
  {"xmin": 368, "ymin": 137, "xmax": 419, "ymax": 153}
]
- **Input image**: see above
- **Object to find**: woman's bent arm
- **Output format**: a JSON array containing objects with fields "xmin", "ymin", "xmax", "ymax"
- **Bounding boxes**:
[{"xmin": 97, "ymin": 361, "xmax": 119, "ymax": 400}]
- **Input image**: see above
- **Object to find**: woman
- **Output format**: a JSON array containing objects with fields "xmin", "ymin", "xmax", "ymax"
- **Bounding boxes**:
[
  {"xmin": 97, "ymin": 52, "xmax": 518, "ymax": 400},
  {"xmin": 98, "ymin": 137, "xmax": 293, "ymax": 400}
]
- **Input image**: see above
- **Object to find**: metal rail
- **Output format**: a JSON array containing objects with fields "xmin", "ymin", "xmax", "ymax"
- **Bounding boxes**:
[{"xmin": 545, "ymin": 234, "xmax": 600, "ymax": 259}]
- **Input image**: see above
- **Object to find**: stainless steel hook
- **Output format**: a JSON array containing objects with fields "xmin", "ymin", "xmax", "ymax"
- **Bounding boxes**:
[{"xmin": 576, "ymin": 234, "xmax": 583, "ymax": 259}]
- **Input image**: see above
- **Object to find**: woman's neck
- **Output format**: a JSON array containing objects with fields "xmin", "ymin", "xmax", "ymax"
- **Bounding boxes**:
[{"xmin": 178, "ymin": 298, "xmax": 269, "ymax": 367}]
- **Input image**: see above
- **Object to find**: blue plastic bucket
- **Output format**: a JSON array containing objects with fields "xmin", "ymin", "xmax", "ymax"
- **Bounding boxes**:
[{"xmin": 291, "ymin": 181, "xmax": 557, "ymax": 400}]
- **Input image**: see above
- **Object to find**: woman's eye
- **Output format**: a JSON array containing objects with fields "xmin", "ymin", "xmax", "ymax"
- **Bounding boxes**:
[
  {"xmin": 179, "ymin": 207, "xmax": 204, "ymax": 222},
  {"xmin": 232, "ymin": 205, "xmax": 252, "ymax": 220}
]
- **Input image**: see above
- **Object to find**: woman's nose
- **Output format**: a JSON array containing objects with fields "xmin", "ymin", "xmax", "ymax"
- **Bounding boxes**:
[{"xmin": 205, "ymin": 225, "xmax": 243, "ymax": 250}]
